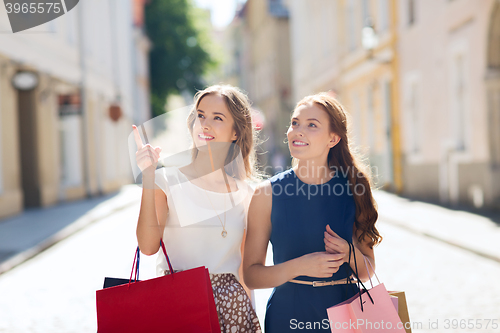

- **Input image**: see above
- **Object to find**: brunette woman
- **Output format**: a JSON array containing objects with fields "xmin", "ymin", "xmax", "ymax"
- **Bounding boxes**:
[{"xmin": 243, "ymin": 93, "xmax": 381, "ymax": 332}]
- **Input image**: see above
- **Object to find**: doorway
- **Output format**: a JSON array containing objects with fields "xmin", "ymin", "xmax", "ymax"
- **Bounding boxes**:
[
  {"xmin": 486, "ymin": 1, "xmax": 500, "ymax": 206},
  {"xmin": 17, "ymin": 89, "xmax": 41, "ymax": 208}
]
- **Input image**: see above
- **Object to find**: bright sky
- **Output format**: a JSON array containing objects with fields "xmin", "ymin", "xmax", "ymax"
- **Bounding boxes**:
[{"xmin": 194, "ymin": 0, "xmax": 244, "ymax": 28}]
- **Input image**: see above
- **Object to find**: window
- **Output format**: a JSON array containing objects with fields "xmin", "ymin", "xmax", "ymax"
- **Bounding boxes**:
[
  {"xmin": 408, "ymin": 81, "xmax": 420, "ymax": 153},
  {"xmin": 347, "ymin": 0, "xmax": 357, "ymax": 51},
  {"xmin": 65, "ymin": 10, "xmax": 76, "ymax": 45},
  {"xmin": 362, "ymin": 0, "xmax": 370, "ymax": 26},
  {"xmin": 488, "ymin": 89, "xmax": 500, "ymax": 167},
  {"xmin": 382, "ymin": 80, "xmax": 394, "ymax": 183},
  {"xmin": 322, "ymin": 1, "xmax": 333, "ymax": 58},
  {"xmin": 453, "ymin": 54, "xmax": 466, "ymax": 151},
  {"xmin": 367, "ymin": 84, "xmax": 375, "ymax": 148},
  {"xmin": 379, "ymin": 0, "xmax": 390, "ymax": 32},
  {"xmin": 59, "ymin": 114, "xmax": 84, "ymax": 187},
  {"xmin": 408, "ymin": 0, "xmax": 416, "ymax": 26}
]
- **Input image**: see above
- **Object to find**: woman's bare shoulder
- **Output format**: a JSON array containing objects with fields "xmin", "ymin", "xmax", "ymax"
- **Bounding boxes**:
[{"xmin": 250, "ymin": 180, "xmax": 272, "ymax": 206}]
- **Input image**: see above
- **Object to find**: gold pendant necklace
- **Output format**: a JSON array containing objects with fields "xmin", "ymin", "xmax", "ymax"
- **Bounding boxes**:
[{"xmin": 193, "ymin": 163, "xmax": 228, "ymax": 238}]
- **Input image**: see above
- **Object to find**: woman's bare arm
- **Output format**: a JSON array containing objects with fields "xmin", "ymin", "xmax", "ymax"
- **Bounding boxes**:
[
  {"xmin": 132, "ymin": 125, "xmax": 168, "ymax": 255},
  {"xmin": 243, "ymin": 181, "xmax": 344, "ymax": 289},
  {"xmin": 136, "ymin": 171, "xmax": 168, "ymax": 255}
]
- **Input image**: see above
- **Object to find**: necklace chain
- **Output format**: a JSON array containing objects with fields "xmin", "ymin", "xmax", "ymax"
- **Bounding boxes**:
[{"xmin": 192, "ymin": 163, "xmax": 228, "ymax": 238}]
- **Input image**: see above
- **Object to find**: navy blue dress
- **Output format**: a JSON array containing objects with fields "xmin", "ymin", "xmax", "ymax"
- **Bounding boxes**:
[{"xmin": 265, "ymin": 168, "xmax": 359, "ymax": 332}]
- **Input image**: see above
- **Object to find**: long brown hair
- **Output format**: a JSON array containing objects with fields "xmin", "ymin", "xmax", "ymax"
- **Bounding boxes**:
[
  {"xmin": 187, "ymin": 84, "xmax": 260, "ymax": 181},
  {"xmin": 294, "ymin": 93, "xmax": 382, "ymax": 248}
]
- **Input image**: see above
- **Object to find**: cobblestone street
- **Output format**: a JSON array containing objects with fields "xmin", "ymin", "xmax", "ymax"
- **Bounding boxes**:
[
  {"xmin": 374, "ymin": 220, "xmax": 500, "ymax": 333},
  {"xmin": 0, "ymin": 193, "xmax": 499, "ymax": 332}
]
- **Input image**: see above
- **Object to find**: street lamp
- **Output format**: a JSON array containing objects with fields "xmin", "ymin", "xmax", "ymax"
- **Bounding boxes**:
[
  {"xmin": 12, "ymin": 71, "xmax": 39, "ymax": 91},
  {"xmin": 362, "ymin": 19, "xmax": 391, "ymax": 64},
  {"xmin": 362, "ymin": 21, "xmax": 379, "ymax": 57}
]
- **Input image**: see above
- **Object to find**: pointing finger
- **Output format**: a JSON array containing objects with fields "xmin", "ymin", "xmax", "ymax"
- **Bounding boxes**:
[
  {"xmin": 137, "ymin": 145, "xmax": 159, "ymax": 161},
  {"xmin": 132, "ymin": 125, "xmax": 144, "ymax": 149}
]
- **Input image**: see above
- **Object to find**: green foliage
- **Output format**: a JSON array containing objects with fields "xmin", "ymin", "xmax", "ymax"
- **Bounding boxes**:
[{"xmin": 145, "ymin": 0, "xmax": 218, "ymax": 117}]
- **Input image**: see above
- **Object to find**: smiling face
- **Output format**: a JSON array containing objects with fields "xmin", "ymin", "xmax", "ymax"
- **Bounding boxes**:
[
  {"xmin": 287, "ymin": 103, "xmax": 340, "ymax": 162},
  {"xmin": 192, "ymin": 94, "xmax": 238, "ymax": 149}
]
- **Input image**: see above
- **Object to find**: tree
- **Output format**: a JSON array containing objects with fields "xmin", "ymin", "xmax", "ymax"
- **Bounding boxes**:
[{"xmin": 145, "ymin": 0, "xmax": 217, "ymax": 117}]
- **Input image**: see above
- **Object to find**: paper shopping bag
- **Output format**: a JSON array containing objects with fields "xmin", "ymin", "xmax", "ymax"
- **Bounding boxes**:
[
  {"xmin": 390, "ymin": 295, "xmax": 398, "ymax": 312},
  {"xmin": 96, "ymin": 241, "xmax": 220, "ymax": 333},
  {"xmin": 389, "ymin": 291, "xmax": 411, "ymax": 333},
  {"xmin": 327, "ymin": 283, "xmax": 405, "ymax": 332}
]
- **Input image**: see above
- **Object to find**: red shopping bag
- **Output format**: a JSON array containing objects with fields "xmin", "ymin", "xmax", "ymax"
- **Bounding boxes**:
[
  {"xmin": 96, "ymin": 240, "xmax": 221, "ymax": 333},
  {"xmin": 326, "ymin": 243, "xmax": 405, "ymax": 332}
]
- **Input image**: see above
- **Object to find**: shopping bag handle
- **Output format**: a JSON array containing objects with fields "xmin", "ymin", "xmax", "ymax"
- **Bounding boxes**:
[
  {"xmin": 347, "ymin": 242, "xmax": 374, "ymax": 311},
  {"xmin": 343, "ymin": 243, "xmax": 360, "ymax": 294},
  {"xmin": 128, "ymin": 239, "xmax": 175, "ymax": 286},
  {"xmin": 159, "ymin": 239, "xmax": 174, "ymax": 274},
  {"xmin": 343, "ymin": 242, "xmax": 358, "ymax": 295},
  {"xmin": 362, "ymin": 254, "xmax": 380, "ymax": 288}
]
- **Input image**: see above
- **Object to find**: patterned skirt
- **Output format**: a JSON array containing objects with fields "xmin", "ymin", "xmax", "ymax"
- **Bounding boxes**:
[{"xmin": 209, "ymin": 273, "xmax": 262, "ymax": 333}]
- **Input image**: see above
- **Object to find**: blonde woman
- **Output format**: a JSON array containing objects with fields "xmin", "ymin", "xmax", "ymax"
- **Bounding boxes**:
[{"xmin": 133, "ymin": 85, "xmax": 262, "ymax": 332}]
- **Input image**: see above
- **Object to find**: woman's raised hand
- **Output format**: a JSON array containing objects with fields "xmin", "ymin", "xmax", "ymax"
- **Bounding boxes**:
[
  {"xmin": 296, "ymin": 252, "xmax": 345, "ymax": 278},
  {"xmin": 324, "ymin": 224, "xmax": 349, "ymax": 264},
  {"xmin": 132, "ymin": 125, "xmax": 162, "ymax": 175}
]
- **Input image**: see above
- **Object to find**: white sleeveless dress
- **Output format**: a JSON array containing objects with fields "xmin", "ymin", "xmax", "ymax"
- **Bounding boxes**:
[{"xmin": 154, "ymin": 166, "xmax": 262, "ymax": 333}]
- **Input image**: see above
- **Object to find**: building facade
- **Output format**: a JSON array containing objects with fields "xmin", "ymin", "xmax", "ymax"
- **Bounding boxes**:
[
  {"xmin": 398, "ymin": 0, "xmax": 499, "ymax": 208},
  {"xmin": 220, "ymin": 0, "xmax": 500, "ymax": 209},
  {"xmin": 0, "ymin": 0, "xmax": 151, "ymax": 219},
  {"xmin": 285, "ymin": 0, "xmax": 500, "ymax": 209},
  {"xmin": 286, "ymin": 0, "xmax": 401, "ymax": 191},
  {"xmin": 223, "ymin": 0, "xmax": 293, "ymax": 171}
]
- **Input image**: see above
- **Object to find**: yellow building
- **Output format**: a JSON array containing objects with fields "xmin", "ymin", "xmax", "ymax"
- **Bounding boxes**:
[
  {"xmin": 338, "ymin": 0, "xmax": 401, "ymax": 192},
  {"xmin": 285, "ymin": 0, "xmax": 500, "ymax": 208},
  {"xmin": 286, "ymin": 0, "xmax": 401, "ymax": 191}
]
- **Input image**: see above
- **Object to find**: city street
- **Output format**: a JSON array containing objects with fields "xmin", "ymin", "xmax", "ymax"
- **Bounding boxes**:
[
  {"xmin": 1, "ymin": 1, "xmax": 500, "ymax": 332},
  {"xmin": 0, "ymin": 190, "xmax": 499, "ymax": 333}
]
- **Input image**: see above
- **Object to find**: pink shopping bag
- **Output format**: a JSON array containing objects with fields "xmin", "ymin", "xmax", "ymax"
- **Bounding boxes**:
[
  {"xmin": 327, "ymin": 243, "xmax": 405, "ymax": 332},
  {"xmin": 327, "ymin": 283, "xmax": 405, "ymax": 332}
]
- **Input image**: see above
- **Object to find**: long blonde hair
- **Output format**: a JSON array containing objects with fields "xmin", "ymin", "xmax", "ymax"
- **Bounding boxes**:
[
  {"xmin": 187, "ymin": 85, "xmax": 260, "ymax": 181},
  {"xmin": 293, "ymin": 93, "xmax": 382, "ymax": 248}
]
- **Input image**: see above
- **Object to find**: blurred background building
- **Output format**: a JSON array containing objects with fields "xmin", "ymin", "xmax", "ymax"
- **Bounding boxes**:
[
  {"xmin": 2, "ymin": 3, "xmax": 500, "ymax": 331},
  {"xmin": 219, "ymin": 0, "xmax": 500, "ymax": 211},
  {"xmin": 219, "ymin": 0, "xmax": 293, "ymax": 172},
  {"xmin": 397, "ymin": 0, "xmax": 499, "ymax": 210},
  {"xmin": 0, "ymin": 0, "xmax": 151, "ymax": 219},
  {"xmin": 286, "ymin": 0, "xmax": 400, "ymax": 193},
  {"xmin": 2, "ymin": 0, "xmax": 500, "ymax": 219}
]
